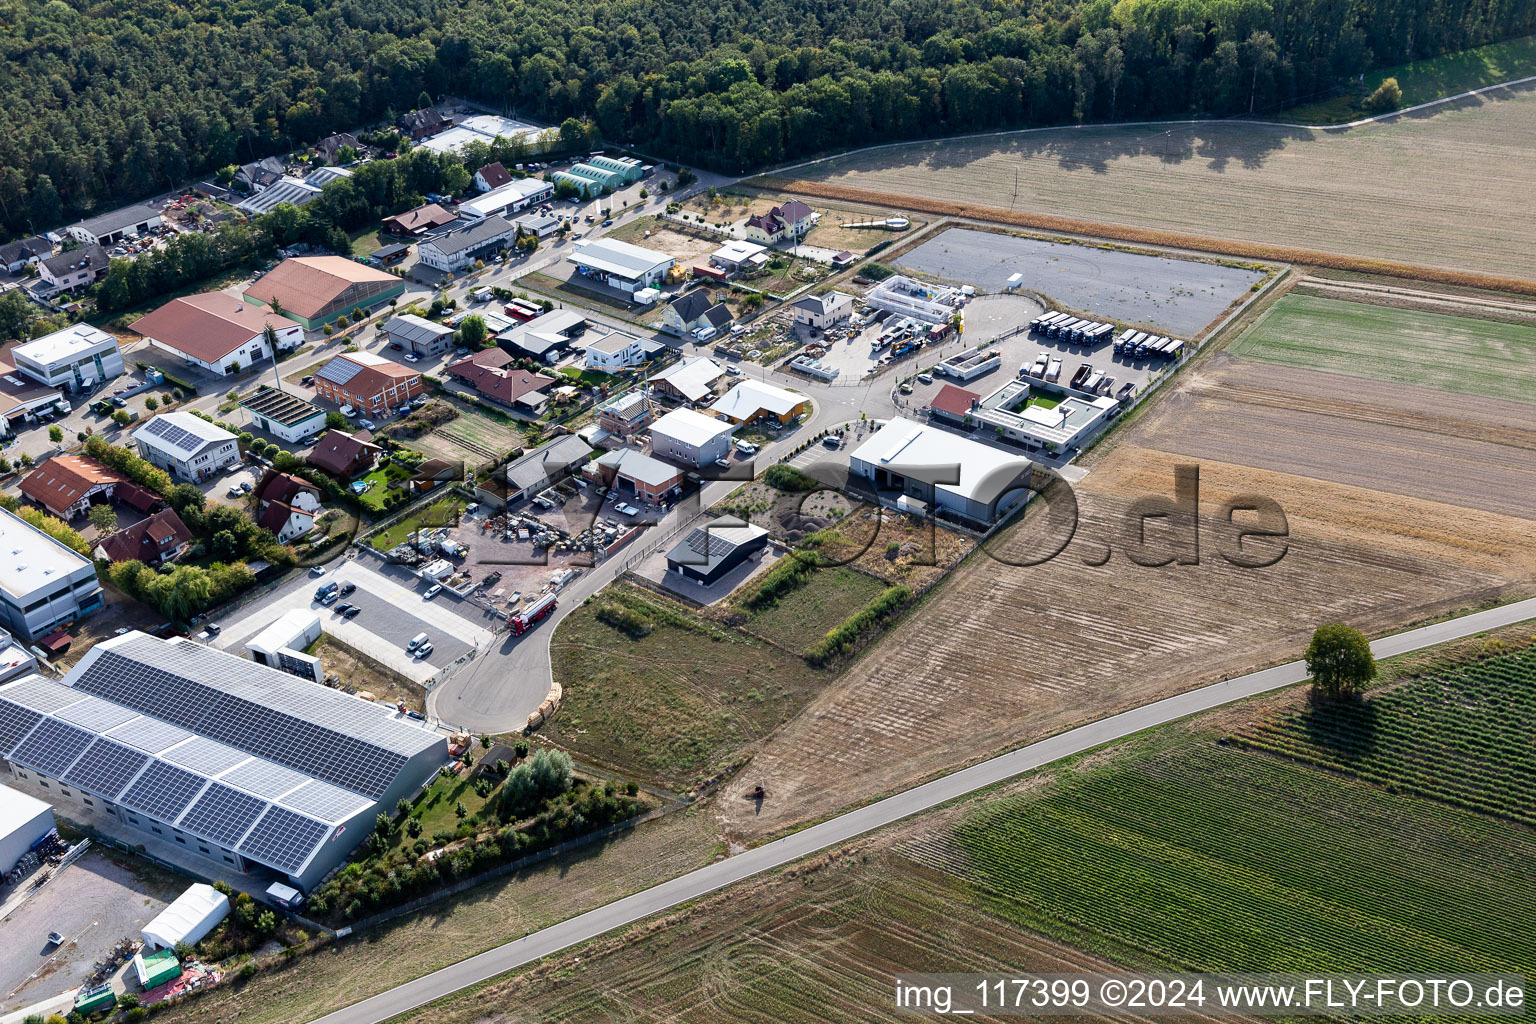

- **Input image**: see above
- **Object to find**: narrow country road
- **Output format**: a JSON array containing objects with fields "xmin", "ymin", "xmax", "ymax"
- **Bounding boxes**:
[{"xmin": 314, "ymin": 594, "xmax": 1536, "ymax": 1024}]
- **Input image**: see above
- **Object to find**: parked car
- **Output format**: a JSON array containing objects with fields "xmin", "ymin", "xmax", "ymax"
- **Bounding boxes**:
[
  {"xmin": 226, "ymin": 485, "xmax": 243, "ymax": 498},
  {"xmin": 404, "ymin": 353, "xmax": 419, "ymax": 362},
  {"xmin": 300, "ymin": 375, "xmax": 314, "ymax": 386},
  {"xmin": 407, "ymin": 632, "xmax": 428, "ymax": 652},
  {"xmin": 309, "ymin": 566, "xmax": 327, "ymax": 577},
  {"xmin": 342, "ymin": 605, "xmax": 360, "ymax": 619},
  {"xmin": 714, "ymin": 457, "xmax": 731, "ymax": 468},
  {"xmin": 415, "ymin": 640, "xmax": 434, "ymax": 658},
  {"xmin": 725, "ymin": 365, "xmax": 742, "ymax": 376},
  {"xmin": 822, "ymin": 434, "xmax": 842, "ymax": 448},
  {"xmin": 694, "ymin": 326, "xmax": 718, "ymax": 342},
  {"xmin": 240, "ymin": 481, "xmax": 252, "ymax": 493},
  {"xmin": 320, "ymin": 591, "xmax": 341, "ymax": 606},
  {"xmin": 615, "ymin": 503, "xmax": 641, "ymax": 517},
  {"xmin": 424, "ymin": 584, "xmax": 443, "ymax": 600},
  {"xmin": 340, "ymin": 582, "xmax": 356, "ymax": 596},
  {"xmin": 359, "ymin": 418, "xmax": 376, "ymax": 430},
  {"xmin": 46, "ymin": 931, "xmax": 65, "ymax": 948},
  {"xmin": 333, "ymin": 602, "xmax": 353, "ymax": 615},
  {"xmin": 899, "ymin": 382, "xmax": 913, "ymax": 395},
  {"xmin": 204, "ymin": 623, "xmax": 221, "ymax": 637},
  {"xmin": 339, "ymin": 404, "xmax": 355, "ymax": 417},
  {"xmin": 917, "ymin": 373, "xmax": 933, "ymax": 385},
  {"xmin": 735, "ymin": 441, "xmax": 758, "ymax": 455}
]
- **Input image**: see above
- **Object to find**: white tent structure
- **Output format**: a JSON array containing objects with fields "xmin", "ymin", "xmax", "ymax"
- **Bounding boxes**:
[{"xmin": 142, "ymin": 883, "xmax": 230, "ymax": 950}]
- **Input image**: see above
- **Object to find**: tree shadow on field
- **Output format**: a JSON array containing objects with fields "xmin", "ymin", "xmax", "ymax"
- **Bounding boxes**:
[{"xmin": 1299, "ymin": 691, "xmax": 1380, "ymax": 760}]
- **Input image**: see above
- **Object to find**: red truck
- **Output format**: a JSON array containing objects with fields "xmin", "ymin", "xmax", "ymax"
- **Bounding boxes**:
[{"xmin": 510, "ymin": 593, "xmax": 558, "ymax": 635}]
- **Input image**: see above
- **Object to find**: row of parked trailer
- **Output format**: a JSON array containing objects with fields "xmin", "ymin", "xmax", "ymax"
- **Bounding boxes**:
[
  {"xmin": 1029, "ymin": 311, "xmax": 1115, "ymax": 345},
  {"xmin": 1113, "ymin": 329, "xmax": 1185, "ymax": 360}
]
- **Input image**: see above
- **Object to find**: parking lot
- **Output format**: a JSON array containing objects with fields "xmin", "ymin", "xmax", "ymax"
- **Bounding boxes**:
[
  {"xmin": 0, "ymin": 848, "xmax": 179, "ymax": 1015},
  {"xmin": 894, "ymin": 227, "xmax": 1264, "ymax": 336},
  {"xmin": 212, "ymin": 558, "xmax": 493, "ymax": 683}
]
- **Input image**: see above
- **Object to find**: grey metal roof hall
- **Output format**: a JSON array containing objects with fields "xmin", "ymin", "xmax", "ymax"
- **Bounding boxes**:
[{"xmin": 382, "ymin": 314, "xmax": 454, "ymax": 348}]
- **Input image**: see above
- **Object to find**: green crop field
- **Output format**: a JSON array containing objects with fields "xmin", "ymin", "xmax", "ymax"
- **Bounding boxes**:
[
  {"xmin": 547, "ymin": 584, "xmax": 830, "ymax": 790},
  {"xmin": 1237, "ymin": 645, "xmax": 1536, "ymax": 826},
  {"xmin": 1229, "ymin": 293, "xmax": 1536, "ymax": 402},
  {"xmin": 904, "ymin": 741, "xmax": 1536, "ymax": 973},
  {"xmin": 739, "ymin": 565, "xmax": 887, "ymax": 654}
]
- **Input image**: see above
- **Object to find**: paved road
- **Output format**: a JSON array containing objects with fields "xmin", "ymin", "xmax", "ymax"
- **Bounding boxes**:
[{"xmin": 314, "ymin": 595, "xmax": 1536, "ymax": 1024}]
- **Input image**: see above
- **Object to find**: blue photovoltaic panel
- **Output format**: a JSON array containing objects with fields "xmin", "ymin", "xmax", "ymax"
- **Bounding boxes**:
[
  {"xmin": 178, "ymin": 783, "xmax": 268, "ymax": 849},
  {"xmin": 280, "ymin": 780, "xmax": 370, "ymax": 824},
  {"xmin": 119, "ymin": 759, "xmax": 208, "ymax": 823},
  {"xmin": 239, "ymin": 806, "xmax": 330, "ymax": 874},
  {"xmin": 0, "ymin": 698, "xmax": 43, "ymax": 755},
  {"xmin": 105, "ymin": 716, "xmax": 194, "ymax": 755},
  {"xmin": 221, "ymin": 758, "xmax": 308, "ymax": 798},
  {"xmin": 10, "ymin": 717, "xmax": 95, "ymax": 777},
  {"xmin": 62, "ymin": 738, "xmax": 150, "ymax": 799},
  {"xmin": 162, "ymin": 735, "xmax": 249, "ymax": 776},
  {"xmin": 53, "ymin": 695, "xmax": 138, "ymax": 734}
]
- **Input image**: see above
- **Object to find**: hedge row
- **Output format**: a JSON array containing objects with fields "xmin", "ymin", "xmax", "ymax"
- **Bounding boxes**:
[
  {"xmin": 742, "ymin": 554, "xmax": 817, "ymax": 611},
  {"xmin": 806, "ymin": 585, "xmax": 912, "ymax": 665}
]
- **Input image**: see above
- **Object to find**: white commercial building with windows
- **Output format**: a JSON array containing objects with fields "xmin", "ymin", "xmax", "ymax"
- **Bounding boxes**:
[
  {"xmin": 457, "ymin": 178, "xmax": 556, "ymax": 221},
  {"xmin": 568, "ymin": 239, "xmax": 675, "ymax": 297},
  {"xmin": 11, "ymin": 325, "xmax": 124, "ymax": 392},
  {"xmin": 0, "ymin": 633, "xmax": 447, "ymax": 890},
  {"xmin": 648, "ymin": 408, "xmax": 736, "ymax": 466},
  {"xmin": 0, "ymin": 508, "xmax": 105, "ymax": 641},
  {"xmin": 132, "ymin": 413, "xmax": 240, "ymax": 483}
]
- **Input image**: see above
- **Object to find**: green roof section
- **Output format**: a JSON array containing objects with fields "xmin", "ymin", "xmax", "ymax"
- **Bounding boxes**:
[{"xmin": 138, "ymin": 948, "xmax": 184, "ymax": 989}]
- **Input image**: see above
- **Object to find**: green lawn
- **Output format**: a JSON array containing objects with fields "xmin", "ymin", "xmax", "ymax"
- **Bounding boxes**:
[
  {"xmin": 546, "ymin": 584, "xmax": 830, "ymax": 790},
  {"xmin": 906, "ymin": 733, "xmax": 1536, "ymax": 974},
  {"xmin": 739, "ymin": 565, "xmax": 887, "ymax": 655},
  {"xmin": 1229, "ymin": 292, "xmax": 1536, "ymax": 403},
  {"xmin": 349, "ymin": 225, "xmax": 389, "ymax": 258},
  {"xmin": 356, "ymin": 462, "xmax": 412, "ymax": 512},
  {"xmin": 391, "ymin": 771, "xmax": 495, "ymax": 851},
  {"xmin": 1026, "ymin": 392, "xmax": 1063, "ymax": 411},
  {"xmin": 369, "ymin": 495, "xmax": 464, "ymax": 548}
]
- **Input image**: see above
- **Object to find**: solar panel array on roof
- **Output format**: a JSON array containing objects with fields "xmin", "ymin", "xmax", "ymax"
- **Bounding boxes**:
[
  {"xmin": 53, "ymin": 693, "xmax": 138, "ymax": 733},
  {"xmin": 178, "ymin": 783, "xmax": 268, "ymax": 848},
  {"xmin": 0, "ymin": 699, "xmax": 43, "ymax": 752},
  {"xmin": 62, "ymin": 738, "xmax": 150, "ymax": 799},
  {"xmin": 139, "ymin": 416, "xmax": 206, "ymax": 456},
  {"xmin": 222, "ymin": 757, "xmax": 308, "ymax": 799},
  {"xmin": 0, "ymin": 674, "xmax": 85, "ymax": 714},
  {"xmin": 315, "ymin": 357, "xmax": 365, "ymax": 387},
  {"xmin": 119, "ymin": 759, "xmax": 209, "ymax": 822},
  {"xmin": 105, "ymin": 715, "xmax": 194, "ymax": 754},
  {"xmin": 280, "ymin": 779, "xmax": 371, "ymax": 823},
  {"xmin": 11, "ymin": 717, "xmax": 94, "ymax": 777},
  {"xmin": 240, "ymin": 806, "xmax": 331, "ymax": 874},
  {"xmin": 163, "ymin": 735, "xmax": 250, "ymax": 776}
]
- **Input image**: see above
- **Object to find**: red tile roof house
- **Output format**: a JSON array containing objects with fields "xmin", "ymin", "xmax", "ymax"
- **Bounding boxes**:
[
  {"xmin": 474, "ymin": 162, "xmax": 513, "ymax": 193},
  {"xmin": 312, "ymin": 352, "xmax": 424, "ymax": 416},
  {"xmin": 92, "ymin": 508, "xmax": 193, "ymax": 566},
  {"xmin": 19, "ymin": 455, "xmax": 133, "ymax": 519},
  {"xmin": 381, "ymin": 203, "xmax": 458, "ymax": 237},
  {"xmin": 927, "ymin": 383, "xmax": 980, "ymax": 426},
  {"xmin": 306, "ymin": 429, "xmax": 383, "ymax": 480},
  {"xmin": 255, "ymin": 469, "xmax": 322, "ymax": 543},
  {"xmin": 131, "ymin": 292, "xmax": 304, "ymax": 377},
  {"xmin": 445, "ymin": 349, "xmax": 557, "ymax": 414}
]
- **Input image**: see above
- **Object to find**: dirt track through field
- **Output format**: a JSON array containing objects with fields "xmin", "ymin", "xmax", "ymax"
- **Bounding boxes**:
[
  {"xmin": 775, "ymin": 86, "xmax": 1536, "ymax": 282},
  {"xmin": 716, "ymin": 447, "xmax": 1536, "ymax": 839}
]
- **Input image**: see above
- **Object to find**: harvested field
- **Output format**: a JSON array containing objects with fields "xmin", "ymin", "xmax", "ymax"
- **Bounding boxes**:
[
  {"xmin": 1229, "ymin": 292, "xmax": 1536, "ymax": 401},
  {"xmin": 771, "ymin": 86, "xmax": 1536, "ymax": 282},
  {"xmin": 894, "ymin": 227, "xmax": 1264, "ymax": 335},
  {"xmin": 1132, "ymin": 351, "xmax": 1536, "ymax": 521},
  {"xmin": 409, "ymin": 395, "xmax": 529, "ymax": 465},
  {"xmin": 716, "ymin": 446, "xmax": 1536, "ymax": 839}
]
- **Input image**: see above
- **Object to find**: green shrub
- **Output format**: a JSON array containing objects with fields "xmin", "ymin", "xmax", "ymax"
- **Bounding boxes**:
[
  {"xmin": 806, "ymin": 586, "xmax": 911, "ymax": 665},
  {"xmin": 743, "ymin": 555, "xmax": 817, "ymax": 610},
  {"xmin": 762, "ymin": 463, "xmax": 816, "ymax": 491}
]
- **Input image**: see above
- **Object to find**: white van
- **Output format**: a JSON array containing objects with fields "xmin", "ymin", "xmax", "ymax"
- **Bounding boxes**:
[
  {"xmin": 407, "ymin": 632, "xmax": 429, "ymax": 652},
  {"xmin": 693, "ymin": 325, "xmax": 718, "ymax": 342}
]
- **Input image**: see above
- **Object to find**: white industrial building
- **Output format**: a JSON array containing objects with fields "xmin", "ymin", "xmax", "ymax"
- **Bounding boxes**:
[
  {"xmin": 0, "ymin": 783, "xmax": 54, "ymax": 876},
  {"xmin": 457, "ymin": 178, "xmax": 556, "ymax": 221},
  {"xmin": 142, "ymin": 883, "xmax": 229, "ymax": 950},
  {"xmin": 11, "ymin": 325, "xmax": 124, "ymax": 392},
  {"xmin": 415, "ymin": 216, "xmax": 518, "ymax": 272},
  {"xmin": 848, "ymin": 417, "xmax": 1033, "ymax": 527},
  {"xmin": 863, "ymin": 275, "xmax": 962, "ymax": 325},
  {"xmin": 66, "ymin": 203, "xmax": 163, "ymax": 247},
  {"xmin": 648, "ymin": 408, "xmax": 736, "ymax": 467},
  {"xmin": 0, "ymin": 508, "xmax": 105, "ymax": 641},
  {"xmin": 133, "ymin": 413, "xmax": 240, "ymax": 483},
  {"xmin": 568, "ymin": 239, "xmax": 675, "ymax": 297},
  {"xmin": 417, "ymin": 114, "xmax": 546, "ymax": 156},
  {"xmin": 246, "ymin": 610, "xmax": 324, "ymax": 683},
  {"xmin": 0, "ymin": 632, "xmax": 447, "ymax": 891}
]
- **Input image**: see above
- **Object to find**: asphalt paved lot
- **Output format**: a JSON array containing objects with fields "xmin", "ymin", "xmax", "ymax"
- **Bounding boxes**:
[
  {"xmin": 0, "ymin": 849, "xmax": 176, "ymax": 1014},
  {"xmin": 895, "ymin": 227, "xmax": 1263, "ymax": 335}
]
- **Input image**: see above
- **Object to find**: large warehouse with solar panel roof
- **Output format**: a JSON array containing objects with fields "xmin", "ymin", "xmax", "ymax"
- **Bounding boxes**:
[{"xmin": 0, "ymin": 631, "xmax": 445, "ymax": 890}]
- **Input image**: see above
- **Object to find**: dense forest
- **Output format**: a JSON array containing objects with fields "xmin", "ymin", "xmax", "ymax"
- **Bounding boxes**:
[{"xmin": 1, "ymin": 0, "xmax": 1532, "ymax": 235}]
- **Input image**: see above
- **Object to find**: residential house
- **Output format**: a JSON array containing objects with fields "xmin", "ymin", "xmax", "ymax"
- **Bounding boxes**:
[
  {"xmin": 707, "ymin": 240, "xmax": 770, "ymax": 274},
  {"xmin": 0, "ymin": 235, "xmax": 50, "ymax": 274},
  {"xmin": 238, "ymin": 387, "xmax": 327, "ymax": 443},
  {"xmin": 255, "ymin": 470, "xmax": 322, "ymax": 543},
  {"xmin": 0, "ymin": 508, "xmax": 104, "ymax": 640},
  {"xmin": 18, "ymin": 455, "xmax": 131, "ymax": 519},
  {"xmin": 649, "ymin": 408, "xmax": 735, "ymax": 467},
  {"xmin": 37, "ymin": 245, "xmax": 108, "ymax": 293},
  {"xmin": 92, "ymin": 508, "xmax": 193, "ymax": 567},
  {"xmin": 661, "ymin": 291, "xmax": 713, "ymax": 336},
  {"xmin": 594, "ymin": 391, "xmax": 652, "ymax": 438},
  {"xmin": 11, "ymin": 325, "xmax": 123, "ymax": 392},
  {"xmin": 473, "ymin": 436, "xmax": 594, "ymax": 510},
  {"xmin": 415, "ymin": 216, "xmax": 517, "ymax": 273},
  {"xmin": 649, "ymin": 356, "xmax": 725, "ymax": 405},
  {"xmin": 242, "ymin": 256, "xmax": 404, "ymax": 330},
  {"xmin": 743, "ymin": 200, "xmax": 815, "ymax": 245},
  {"xmin": 315, "ymin": 133, "xmax": 359, "ymax": 164},
  {"xmin": 381, "ymin": 203, "xmax": 457, "ymax": 237},
  {"xmin": 582, "ymin": 330, "xmax": 646, "ymax": 371},
  {"xmin": 926, "ymin": 383, "xmax": 982, "ymax": 427},
  {"xmin": 131, "ymin": 292, "xmax": 303, "ymax": 377},
  {"xmin": 586, "ymin": 448, "xmax": 684, "ymax": 503},
  {"xmin": 708, "ymin": 380, "xmax": 810, "ymax": 426},
  {"xmin": 474, "ymin": 162, "xmax": 512, "ymax": 192},
  {"xmin": 307, "ymin": 430, "xmax": 382, "ymax": 479},
  {"xmin": 790, "ymin": 290, "xmax": 854, "ymax": 331},
  {"xmin": 398, "ymin": 108, "xmax": 452, "ymax": 140},
  {"xmin": 313, "ymin": 352, "xmax": 423, "ymax": 415},
  {"xmin": 132, "ymin": 412, "xmax": 240, "ymax": 482},
  {"xmin": 65, "ymin": 203, "xmax": 163, "ymax": 247},
  {"xmin": 235, "ymin": 157, "xmax": 286, "ymax": 192},
  {"xmin": 381, "ymin": 314, "xmax": 454, "ymax": 357},
  {"xmin": 445, "ymin": 349, "xmax": 556, "ymax": 413}
]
